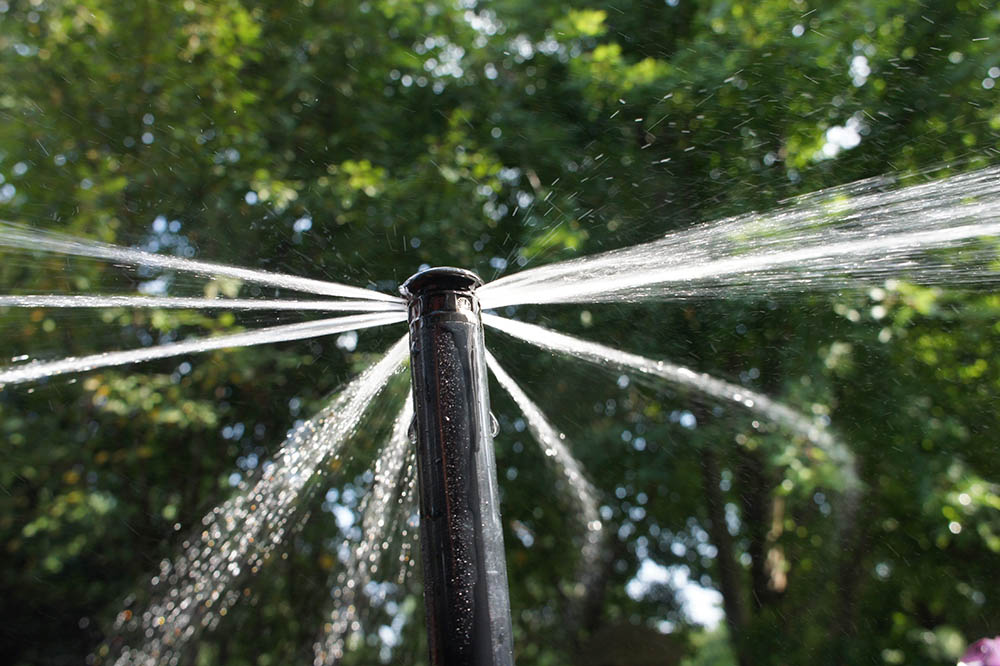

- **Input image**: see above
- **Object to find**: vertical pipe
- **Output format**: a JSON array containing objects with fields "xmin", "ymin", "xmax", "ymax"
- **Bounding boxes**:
[{"xmin": 401, "ymin": 267, "xmax": 514, "ymax": 666}]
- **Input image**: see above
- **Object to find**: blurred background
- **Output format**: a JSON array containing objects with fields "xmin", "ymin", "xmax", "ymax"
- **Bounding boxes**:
[{"xmin": 1, "ymin": 0, "xmax": 999, "ymax": 664}]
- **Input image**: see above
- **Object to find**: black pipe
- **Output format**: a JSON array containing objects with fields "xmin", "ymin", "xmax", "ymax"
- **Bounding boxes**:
[{"xmin": 401, "ymin": 267, "xmax": 514, "ymax": 666}]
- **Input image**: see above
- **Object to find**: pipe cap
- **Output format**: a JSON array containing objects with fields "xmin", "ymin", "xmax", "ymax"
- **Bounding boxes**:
[{"xmin": 400, "ymin": 267, "xmax": 484, "ymax": 299}]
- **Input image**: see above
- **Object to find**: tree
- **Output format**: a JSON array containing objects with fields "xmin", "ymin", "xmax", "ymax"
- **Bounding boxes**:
[{"xmin": 1, "ymin": 0, "xmax": 998, "ymax": 664}]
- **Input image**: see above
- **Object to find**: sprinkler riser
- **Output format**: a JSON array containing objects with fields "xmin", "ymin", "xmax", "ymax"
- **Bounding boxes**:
[{"xmin": 402, "ymin": 268, "xmax": 514, "ymax": 666}]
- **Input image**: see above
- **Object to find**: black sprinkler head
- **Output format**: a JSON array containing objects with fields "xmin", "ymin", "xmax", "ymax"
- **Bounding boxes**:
[
  {"xmin": 400, "ymin": 266, "xmax": 484, "ymax": 300},
  {"xmin": 401, "ymin": 264, "xmax": 513, "ymax": 664}
]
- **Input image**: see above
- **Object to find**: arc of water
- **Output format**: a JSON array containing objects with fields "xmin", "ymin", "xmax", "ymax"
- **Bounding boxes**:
[
  {"xmin": 0, "ymin": 221, "xmax": 402, "ymax": 302},
  {"xmin": 393, "ymin": 463, "xmax": 419, "ymax": 587},
  {"xmin": 314, "ymin": 395, "xmax": 414, "ymax": 666},
  {"xmin": 0, "ymin": 311, "xmax": 405, "ymax": 386},
  {"xmin": 482, "ymin": 314, "xmax": 858, "ymax": 490},
  {"xmin": 107, "ymin": 336, "xmax": 410, "ymax": 666},
  {"xmin": 483, "ymin": 220, "xmax": 1000, "ymax": 307},
  {"xmin": 478, "ymin": 166, "xmax": 1000, "ymax": 308},
  {"xmin": 485, "ymin": 352, "xmax": 606, "ymax": 627},
  {"xmin": 0, "ymin": 295, "xmax": 406, "ymax": 312}
]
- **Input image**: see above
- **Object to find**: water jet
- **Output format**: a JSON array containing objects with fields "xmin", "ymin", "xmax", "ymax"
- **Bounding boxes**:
[{"xmin": 400, "ymin": 267, "xmax": 514, "ymax": 666}]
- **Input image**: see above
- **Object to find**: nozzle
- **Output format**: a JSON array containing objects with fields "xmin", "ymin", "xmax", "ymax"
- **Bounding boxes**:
[{"xmin": 400, "ymin": 267, "xmax": 484, "ymax": 300}]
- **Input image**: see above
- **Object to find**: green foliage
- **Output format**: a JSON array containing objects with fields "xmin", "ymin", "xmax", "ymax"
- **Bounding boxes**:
[{"xmin": 1, "ymin": 0, "xmax": 998, "ymax": 664}]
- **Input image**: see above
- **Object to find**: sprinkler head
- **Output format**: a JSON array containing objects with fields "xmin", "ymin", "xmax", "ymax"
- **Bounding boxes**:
[
  {"xmin": 401, "ymin": 263, "xmax": 513, "ymax": 665},
  {"xmin": 400, "ymin": 266, "xmax": 484, "ymax": 300}
]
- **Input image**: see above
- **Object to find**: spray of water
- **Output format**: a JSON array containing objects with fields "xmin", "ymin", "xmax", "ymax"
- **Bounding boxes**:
[
  {"xmin": 478, "ymin": 166, "xmax": 1000, "ymax": 308},
  {"xmin": 103, "ymin": 337, "xmax": 409, "ymax": 666},
  {"xmin": 485, "ymin": 352, "xmax": 606, "ymax": 623},
  {"xmin": 0, "ymin": 221, "xmax": 402, "ymax": 302},
  {"xmin": 17, "ymin": 165, "xmax": 998, "ymax": 660},
  {"xmin": 0, "ymin": 311, "xmax": 405, "ymax": 386},
  {"xmin": 483, "ymin": 314, "xmax": 858, "ymax": 491},
  {"xmin": 0, "ymin": 295, "xmax": 405, "ymax": 312},
  {"xmin": 313, "ymin": 395, "xmax": 416, "ymax": 666}
]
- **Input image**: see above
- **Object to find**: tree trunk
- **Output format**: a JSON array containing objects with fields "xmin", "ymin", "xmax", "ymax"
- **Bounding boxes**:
[
  {"xmin": 829, "ymin": 488, "xmax": 868, "ymax": 666},
  {"xmin": 738, "ymin": 448, "xmax": 773, "ymax": 612},
  {"xmin": 700, "ymin": 445, "xmax": 749, "ymax": 666}
]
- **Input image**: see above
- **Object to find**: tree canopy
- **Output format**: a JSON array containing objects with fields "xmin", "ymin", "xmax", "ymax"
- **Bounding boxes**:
[{"xmin": 1, "ymin": 1, "xmax": 998, "ymax": 665}]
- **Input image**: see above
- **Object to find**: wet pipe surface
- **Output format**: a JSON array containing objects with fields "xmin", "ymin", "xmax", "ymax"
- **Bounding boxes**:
[{"xmin": 406, "ymin": 276, "xmax": 513, "ymax": 666}]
